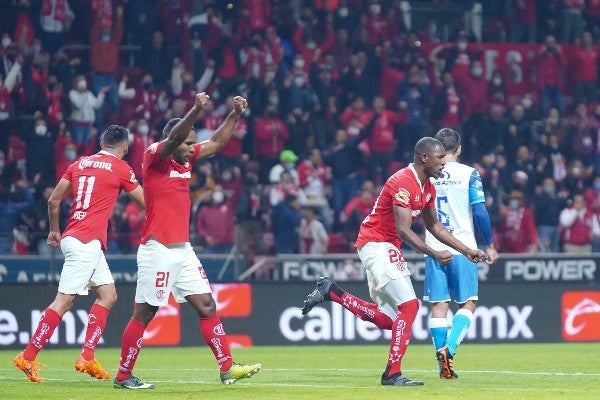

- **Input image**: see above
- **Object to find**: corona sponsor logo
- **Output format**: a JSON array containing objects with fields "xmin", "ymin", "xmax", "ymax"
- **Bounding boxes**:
[
  {"xmin": 78, "ymin": 158, "xmax": 113, "ymax": 172},
  {"xmin": 169, "ymin": 170, "xmax": 191, "ymax": 179}
]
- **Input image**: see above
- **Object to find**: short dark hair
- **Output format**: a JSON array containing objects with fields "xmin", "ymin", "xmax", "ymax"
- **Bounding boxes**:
[
  {"xmin": 414, "ymin": 137, "xmax": 443, "ymax": 156},
  {"xmin": 435, "ymin": 128, "xmax": 461, "ymax": 153},
  {"xmin": 101, "ymin": 125, "xmax": 129, "ymax": 146},
  {"xmin": 162, "ymin": 118, "xmax": 183, "ymax": 139}
]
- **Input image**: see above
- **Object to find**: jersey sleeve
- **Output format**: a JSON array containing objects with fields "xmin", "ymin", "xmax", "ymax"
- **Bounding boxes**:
[
  {"xmin": 144, "ymin": 141, "xmax": 162, "ymax": 169},
  {"xmin": 424, "ymin": 182, "xmax": 436, "ymax": 209},
  {"xmin": 61, "ymin": 160, "xmax": 76, "ymax": 182},
  {"xmin": 468, "ymin": 170, "xmax": 485, "ymax": 205},
  {"xmin": 118, "ymin": 161, "xmax": 140, "ymax": 193},
  {"xmin": 188, "ymin": 143, "xmax": 202, "ymax": 164}
]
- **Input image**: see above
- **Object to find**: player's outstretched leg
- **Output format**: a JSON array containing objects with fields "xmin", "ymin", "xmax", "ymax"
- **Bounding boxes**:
[
  {"xmin": 220, "ymin": 362, "xmax": 262, "ymax": 385},
  {"xmin": 301, "ymin": 276, "xmax": 337, "ymax": 315}
]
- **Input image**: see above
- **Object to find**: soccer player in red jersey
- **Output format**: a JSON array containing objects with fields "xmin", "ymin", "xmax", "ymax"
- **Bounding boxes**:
[
  {"xmin": 114, "ymin": 93, "xmax": 261, "ymax": 390},
  {"xmin": 301, "ymin": 137, "xmax": 486, "ymax": 386},
  {"xmin": 14, "ymin": 125, "xmax": 145, "ymax": 383}
]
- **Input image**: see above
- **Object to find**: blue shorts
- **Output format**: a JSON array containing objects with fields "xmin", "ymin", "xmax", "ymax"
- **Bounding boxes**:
[{"xmin": 423, "ymin": 255, "xmax": 478, "ymax": 304}]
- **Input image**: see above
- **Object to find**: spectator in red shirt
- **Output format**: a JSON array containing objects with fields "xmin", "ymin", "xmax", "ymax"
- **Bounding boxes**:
[
  {"xmin": 242, "ymin": 0, "xmax": 271, "ymax": 33},
  {"xmin": 90, "ymin": 5, "xmax": 124, "ymax": 128},
  {"xmin": 123, "ymin": 197, "xmax": 145, "ymax": 250},
  {"xmin": 194, "ymin": 186, "xmax": 236, "ymax": 254},
  {"xmin": 253, "ymin": 104, "xmax": 290, "ymax": 183},
  {"xmin": 457, "ymin": 60, "xmax": 488, "ymax": 162},
  {"xmin": 495, "ymin": 190, "xmax": 538, "ymax": 253},
  {"xmin": 559, "ymin": 193, "xmax": 599, "ymax": 253},
  {"xmin": 431, "ymin": 72, "xmax": 462, "ymax": 130},
  {"xmin": 364, "ymin": 96, "xmax": 406, "ymax": 185},
  {"xmin": 215, "ymin": 96, "xmax": 248, "ymax": 170},
  {"xmin": 571, "ymin": 31, "xmax": 598, "ymax": 103},
  {"xmin": 340, "ymin": 180, "xmax": 376, "ymax": 241},
  {"xmin": 535, "ymin": 35, "xmax": 566, "ymax": 116},
  {"xmin": 127, "ymin": 118, "xmax": 154, "ymax": 181},
  {"xmin": 292, "ymin": 22, "xmax": 335, "ymax": 75},
  {"xmin": 510, "ymin": 0, "xmax": 537, "ymax": 43}
]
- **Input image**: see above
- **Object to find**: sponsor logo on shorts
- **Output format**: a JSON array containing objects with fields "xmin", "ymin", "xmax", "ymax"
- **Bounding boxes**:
[{"xmin": 561, "ymin": 291, "xmax": 600, "ymax": 341}]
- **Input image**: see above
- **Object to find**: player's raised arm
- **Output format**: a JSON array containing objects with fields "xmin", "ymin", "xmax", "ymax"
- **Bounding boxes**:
[
  {"xmin": 159, "ymin": 92, "xmax": 209, "ymax": 160},
  {"xmin": 197, "ymin": 96, "xmax": 248, "ymax": 159}
]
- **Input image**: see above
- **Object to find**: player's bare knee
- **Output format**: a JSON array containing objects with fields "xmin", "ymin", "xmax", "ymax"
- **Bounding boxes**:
[
  {"xmin": 133, "ymin": 304, "xmax": 158, "ymax": 325},
  {"xmin": 188, "ymin": 294, "xmax": 216, "ymax": 317}
]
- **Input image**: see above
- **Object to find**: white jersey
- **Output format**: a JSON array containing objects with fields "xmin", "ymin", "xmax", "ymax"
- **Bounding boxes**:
[{"xmin": 425, "ymin": 160, "xmax": 485, "ymax": 254}]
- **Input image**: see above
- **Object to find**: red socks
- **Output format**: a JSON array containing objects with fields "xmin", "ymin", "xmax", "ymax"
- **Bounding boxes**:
[
  {"xmin": 81, "ymin": 303, "xmax": 110, "ymax": 360},
  {"xmin": 116, "ymin": 318, "xmax": 146, "ymax": 382},
  {"xmin": 385, "ymin": 299, "xmax": 419, "ymax": 376},
  {"xmin": 330, "ymin": 292, "xmax": 394, "ymax": 329},
  {"xmin": 23, "ymin": 307, "xmax": 62, "ymax": 360},
  {"xmin": 199, "ymin": 315, "xmax": 233, "ymax": 372}
]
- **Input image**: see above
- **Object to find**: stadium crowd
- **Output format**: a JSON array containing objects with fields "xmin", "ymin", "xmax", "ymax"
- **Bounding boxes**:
[{"xmin": 0, "ymin": 0, "xmax": 599, "ymax": 265}]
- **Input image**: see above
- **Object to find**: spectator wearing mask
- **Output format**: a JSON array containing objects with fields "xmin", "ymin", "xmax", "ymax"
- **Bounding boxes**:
[
  {"xmin": 235, "ymin": 169, "xmax": 266, "ymax": 268},
  {"xmin": 534, "ymin": 35, "xmax": 566, "ymax": 116},
  {"xmin": 90, "ymin": 5, "xmax": 124, "ymax": 128},
  {"xmin": 269, "ymin": 149, "xmax": 299, "ymax": 185},
  {"xmin": 128, "ymin": 118, "xmax": 154, "ymax": 181},
  {"xmin": 68, "ymin": 75, "xmax": 108, "ymax": 146},
  {"xmin": 25, "ymin": 115, "xmax": 55, "ymax": 187},
  {"xmin": 271, "ymin": 191, "xmax": 302, "ymax": 254},
  {"xmin": 254, "ymin": 105, "xmax": 290, "ymax": 183},
  {"xmin": 299, "ymin": 205, "xmax": 329, "ymax": 254},
  {"xmin": 559, "ymin": 194, "xmax": 600, "ymax": 253},
  {"xmin": 195, "ymin": 186, "xmax": 235, "ymax": 254},
  {"xmin": 0, "ymin": 179, "xmax": 34, "ymax": 254},
  {"xmin": 297, "ymin": 148, "xmax": 332, "ymax": 231},
  {"xmin": 572, "ymin": 31, "xmax": 598, "ymax": 104},
  {"xmin": 533, "ymin": 178, "xmax": 567, "ymax": 252},
  {"xmin": 495, "ymin": 190, "xmax": 538, "ymax": 254}
]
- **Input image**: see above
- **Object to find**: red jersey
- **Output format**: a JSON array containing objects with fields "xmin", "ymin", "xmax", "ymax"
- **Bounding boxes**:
[
  {"xmin": 356, "ymin": 164, "xmax": 436, "ymax": 249},
  {"xmin": 62, "ymin": 151, "xmax": 139, "ymax": 250},
  {"xmin": 140, "ymin": 141, "xmax": 201, "ymax": 244}
]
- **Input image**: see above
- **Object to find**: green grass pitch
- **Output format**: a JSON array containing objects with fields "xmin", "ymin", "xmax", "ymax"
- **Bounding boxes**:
[{"xmin": 2, "ymin": 343, "xmax": 599, "ymax": 400}]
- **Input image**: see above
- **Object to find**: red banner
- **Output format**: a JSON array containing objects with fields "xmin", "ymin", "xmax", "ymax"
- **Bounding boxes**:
[{"xmin": 421, "ymin": 41, "xmax": 599, "ymax": 103}]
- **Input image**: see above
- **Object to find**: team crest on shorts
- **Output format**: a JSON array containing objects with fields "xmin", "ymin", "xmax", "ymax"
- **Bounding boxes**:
[{"xmin": 156, "ymin": 289, "xmax": 165, "ymax": 301}]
